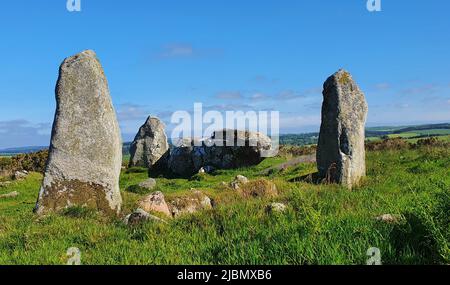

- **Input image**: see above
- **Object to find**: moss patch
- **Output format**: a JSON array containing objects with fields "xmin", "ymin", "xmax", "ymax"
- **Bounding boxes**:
[
  {"xmin": 38, "ymin": 180, "xmax": 117, "ymax": 216},
  {"xmin": 239, "ymin": 179, "xmax": 278, "ymax": 198},
  {"xmin": 338, "ymin": 71, "xmax": 351, "ymax": 85}
]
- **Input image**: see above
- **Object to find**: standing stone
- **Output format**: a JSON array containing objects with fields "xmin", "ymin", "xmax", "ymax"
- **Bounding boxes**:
[
  {"xmin": 317, "ymin": 69, "xmax": 368, "ymax": 188},
  {"xmin": 129, "ymin": 116, "xmax": 169, "ymax": 170},
  {"xmin": 35, "ymin": 50, "xmax": 123, "ymax": 215}
]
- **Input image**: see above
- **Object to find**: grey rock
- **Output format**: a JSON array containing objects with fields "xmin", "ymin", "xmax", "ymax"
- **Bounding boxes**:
[
  {"xmin": 127, "ymin": 208, "xmax": 167, "ymax": 226},
  {"xmin": 375, "ymin": 214, "xmax": 400, "ymax": 223},
  {"xmin": 169, "ymin": 191, "xmax": 213, "ymax": 218},
  {"xmin": 138, "ymin": 191, "xmax": 171, "ymax": 218},
  {"xmin": 230, "ymin": 175, "xmax": 249, "ymax": 190},
  {"xmin": 13, "ymin": 170, "xmax": 28, "ymax": 180},
  {"xmin": 129, "ymin": 116, "xmax": 169, "ymax": 170},
  {"xmin": 0, "ymin": 191, "xmax": 19, "ymax": 199},
  {"xmin": 317, "ymin": 70, "xmax": 368, "ymax": 189},
  {"xmin": 35, "ymin": 50, "xmax": 123, "ymax": 215},
  {"xmin": 0, "ymin": 181, "xmax": 12, "ymax": 188},
  {"xmin": 265, "ymin": 202, "xmax": 287, "ymax": 214},
  {"xmin": 198, "ymin": 165, "xmax": 215, "ymax": 174},
  {"xmin": 122, "ymin": 214, "xmax": 132, "ymax": 225},
  {"xmin": 230, "ymin": 181, "xmax": 240, "ymax": 190},
  {"xmin": 167, "ymin": 142, "xmax": 196, "ymax": 177},
  {"xmin": 138, "ymin": 178, "xmax": 157, "ymax": 190},
  {"xmin": 235, "ymin": 175, "xmax": 249, "ymax": 184},
  {"xmin": 168, "ymin": 130, "xmax": 272, "ymax": 177}
]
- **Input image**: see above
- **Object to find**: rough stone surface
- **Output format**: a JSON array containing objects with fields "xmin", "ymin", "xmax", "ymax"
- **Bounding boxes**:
[
  {"xmin": 127, "ymin": 208, "xmax": 167, "ymax": 226},
  {"xmin": 239, "ymin": 179, "xmax": 278, "ymax": 198},
  {"xmin": 35, "ymin": 50, "xmax": 123, "ymax": 215},
  {"xmin": 129, "ymin": 116, "xmax": 169, "ymax": 170},
  {"xmin": 138, "ymin": 178, "xmax": 157, "ymax": 190},
  {"xmin": 317, "ymin": 69, "xmax": 368, "ymax": 188},
  {"xmin": 198, "ymin": 165, "xmax": 215, "ymax": 174},
  {"xmin": 168, "ymin": 140, "xmax": 196, "ymax": 177},
  {"xmin": 235, "ymin": 175, "xmax": 249, "ymax": 184},
  {"xmin": 168, "ymin": 130, "xmax": 272, "ymax": 177},
  {"xmin": 138, "ymin": 191, "xmax": 171, "ymax": 218},
  {"xmin": 0, "ymin": 181, "xmax": 12, "ymax": 188},
  {"xmin": 375, "ymin": 214, "xmax": 400, "ymax": 223},
  {"xmin": 122, "ymin": 214, "xmax": 132, "ymax": 225},
  {"xmin": 169, "ymin": 191, "xmax": 213, "ymax": 218},
  {"xmin": 14, "ymin": 170, "xmax": 28, "ymax": 180},
  {"xmin": 265, "ymin": 202, "xmax": 287, "ymax": 214},
  {"xmin": 0, "ymin": 191, "xmax": 19, "ymax": 199},
  {"xmin": 230, "ymin": 175, "xmax": 250, "ymax": 190}
]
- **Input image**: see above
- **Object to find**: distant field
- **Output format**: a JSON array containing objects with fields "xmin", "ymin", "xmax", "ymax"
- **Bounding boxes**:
[
  {"xmin": 386, "ymin": 129, "xmax": 450, "ymax": 138},
  {"xmin": 282, "ymin": 123, "xmax": 450, "ymax": 146},
  {"xmin": 414, "ymin": 129, "xmax": 450, "ymax": 135},
  {"xmin": 362, "ymin": 123, "xmax": 450, "ymax": 143},
  {"xmin": 0, "ymin": 154, "xmax": 13, "ymax": 157},
  {"xmin": 367, "ymin": 134, "xmax": 450, "ymax": 143},
  {"xmin": 387, "ymin": 133, "xmax": 419, "ymax": 139}
]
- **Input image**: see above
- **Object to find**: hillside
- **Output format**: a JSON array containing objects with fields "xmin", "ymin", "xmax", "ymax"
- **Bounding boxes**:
[
  {"xmin": 0, "ymin": 146, "xmax": 48, "ymax": 157},
  {"xmin": 2, "ymin": 123, "xmax": 449, "ymax": 155},
  {"xmin": 280, "ymin": 123, "xmax": 450, "ymax": 146},
  {"xmin": 0, "ymin": 139, "xmax": 448, "ymax": 265}
]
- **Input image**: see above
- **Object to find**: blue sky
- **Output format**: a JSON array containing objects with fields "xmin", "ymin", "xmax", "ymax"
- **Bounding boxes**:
[{"xmin": 0, "ymin": 0, "xmax": 449, "ymax": 148}]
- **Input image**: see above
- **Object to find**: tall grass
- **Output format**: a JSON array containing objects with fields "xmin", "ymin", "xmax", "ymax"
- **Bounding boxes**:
[{"xmin": 0, "ymin": 146, "xmax": 448, "ymax": 265}]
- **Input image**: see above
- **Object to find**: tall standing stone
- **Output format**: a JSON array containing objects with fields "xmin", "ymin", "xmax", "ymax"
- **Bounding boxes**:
[
  {"xmin": 35, "ymin": 50, "xmax": 123, "ymax": 215},
  {"xmin": 317, "ymin": 69, "xmax": 368, "ymax": 188},
  {"xmin": 129, "ymin": 116, "xmax": 169, "ymax": 170}
]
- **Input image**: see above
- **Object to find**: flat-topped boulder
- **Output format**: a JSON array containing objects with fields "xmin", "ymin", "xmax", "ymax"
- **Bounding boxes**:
[
  {"xmin": 167, "ymin": 130, "xmax": 273, "ymax": 177},
  {"xmin": 34, "ymin": 50, "xmax": 123, "ymax": 215}
]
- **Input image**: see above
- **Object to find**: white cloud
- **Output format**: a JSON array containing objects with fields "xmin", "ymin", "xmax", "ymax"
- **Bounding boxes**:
[
  {"xmin": 250, "ymin": 93, "xmax": 270, "ymax": 101},
  {"xmin": 215, "ymin": 91, "xmax": 243, "ymax": 100},
  {"xmin": 116, "ymin": 103, "xmax": 149, "ymax": 122},
  {"xmin": 373, "ymin": 82, "xmax": 391, "ymax": 91},
  {"xmin": 158, "ymin": 43, "xmax": 194, "ymax": 58},
  {"xmin": 400, "ymin": 84, "xmax": 439, "ymax": 96},
  {"xmin": 251, "ymin": 75, "xmax": 279, "ymax": 85},
  {"xmin": 276, "ymin": 90, "xmax": 305, "ymax": 101},
  {"xmin": 0, "ymin": 120, "xmax": 51, "ymax": 149},
  {"xmin": 155, "ymin": 43, "xmax": 222, "ymax": 59},
  {"xmin": 279, "ymin": 114, "xmax": 321, "ymax": 133},
  {"xmin": 275, "ymin": 88, "xmax": 321, "ymax": 101}
]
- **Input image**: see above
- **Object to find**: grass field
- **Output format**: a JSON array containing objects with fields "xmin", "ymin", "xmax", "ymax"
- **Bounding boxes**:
[
  {"xmin": 367, "ymin": 134, "xmax": 450, "ymax": 143},
  {"xmin": 0, "ymin": 145, "xmax": 449, "ymax": 265}
]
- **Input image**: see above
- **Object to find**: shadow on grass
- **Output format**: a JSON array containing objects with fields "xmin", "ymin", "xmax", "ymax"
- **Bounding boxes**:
[
  {"xmin": 148, "ymin": 167, "xmax": 192, "ymax": 180},
  {"xmin": 386, "ymin": 212, "xmax": 443, "ymax": 265},
  {"xmin": 62, "ymin": 206, "xmax": 97, "ymax": 219},
  {"xmin": 288, "ymin": 172, "xmax": 322, "ymax": 184}
]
